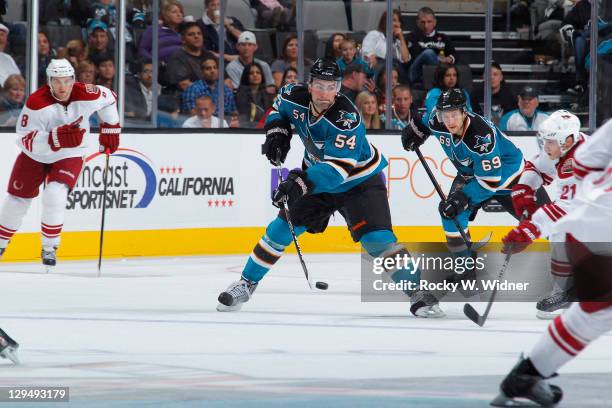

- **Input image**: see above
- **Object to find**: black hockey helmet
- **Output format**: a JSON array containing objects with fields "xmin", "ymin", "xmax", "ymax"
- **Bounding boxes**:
[
  {"xmin": 436, "ymin": 88, "xmax": 467, "ymax": 112},
  {"xmin": 309, "ymin": 58, "xmax": 342, "ymax": 82}
]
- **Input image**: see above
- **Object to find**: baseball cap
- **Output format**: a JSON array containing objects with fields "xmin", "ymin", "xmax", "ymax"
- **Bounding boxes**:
[
  {"xmin": 343, "ymin": 63, "xmax": 365, "ymax": 77},
  {"xmin": 0, "ymin": 23, "xmax": 9, "ymax": 34},
  {"xmin": 87, "ymin": 19, "xmax": 108, "ymax": 36},
  {"xmin": 238, "ymin": 31, "xmax": 256, "ymax": 45},
  {"xmin": 519, "ymin": 85, "xmax": 538, "ymax": 99}
]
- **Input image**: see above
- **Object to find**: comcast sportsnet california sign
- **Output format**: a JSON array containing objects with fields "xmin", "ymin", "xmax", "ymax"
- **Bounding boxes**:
[{"xmin": 67, "ymin": 147, "xmax": 235, "ymax": 211}]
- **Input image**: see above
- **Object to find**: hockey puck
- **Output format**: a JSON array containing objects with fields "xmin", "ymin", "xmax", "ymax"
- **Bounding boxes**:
[{"xmin": 315, "ymin": 281, "xmax": 328, "ymax": 290}]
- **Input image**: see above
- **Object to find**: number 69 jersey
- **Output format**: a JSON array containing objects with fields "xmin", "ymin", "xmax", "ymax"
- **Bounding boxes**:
[
  {"xmin": 520, "ymin": 134, "xmax": 587, "ymax": 237},
  {"xmin": 426, "ymin": 110, "xmax": 524, "ymax": 205},
  {"xmin": 267, "ymin": 83, "xmax": 387, "ymax": 194}
]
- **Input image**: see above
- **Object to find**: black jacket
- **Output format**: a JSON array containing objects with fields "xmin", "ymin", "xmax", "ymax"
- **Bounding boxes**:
[{"xmin": 406, "ymin": 29, "xmax": 456, "ymax": 61}]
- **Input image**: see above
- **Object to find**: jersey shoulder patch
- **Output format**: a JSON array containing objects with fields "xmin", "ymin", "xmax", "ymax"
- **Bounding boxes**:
[
  {"xmin": 463, "ymin": 114, "xmax": 497, "ymax": 155},
  {"xmin": 278, "ymin": 83, "xmax": 309, "ymax": 108},
  {"xmin": 69, "ymin": 82, "xmax": 102, "ymax": 102},
  {"xmin": 25, "ymin": 86, "xmax": 56, "ymax": 110},
  {"xmin": 324, "ymin": 94, "xmax": 361, "ymax": 131}
]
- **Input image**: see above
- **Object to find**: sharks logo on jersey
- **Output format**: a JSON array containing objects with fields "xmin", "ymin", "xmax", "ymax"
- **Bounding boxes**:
[
  {"xmin": 337, "ymin": 110, "xmax": 357, "ymax": 127},
  {"xmin": 474, "ymin": 133, "xmax": 493, "ymax": 153}
]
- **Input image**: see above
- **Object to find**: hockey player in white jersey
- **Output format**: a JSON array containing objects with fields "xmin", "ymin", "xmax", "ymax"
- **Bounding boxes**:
[
  {"xmin": 501, "ymin": 110, "xmax": 586, "ymax": 318},
  {"xmin": 492, "ymin": 118, "xmax": 612, "ymax": 408},
  {"xmin": 0, "ymin": 59, "xmax": 120, "ymax": 271}
]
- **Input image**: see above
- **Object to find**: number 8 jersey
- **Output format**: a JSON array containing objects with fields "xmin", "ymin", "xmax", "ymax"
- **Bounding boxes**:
[
  {"xmin": 266, "ymin": 83, "xmax": 387, "ymax": 194},
  {"xmin": 520, "ymin": 134, "xmax": 587, "ymax": 237}
]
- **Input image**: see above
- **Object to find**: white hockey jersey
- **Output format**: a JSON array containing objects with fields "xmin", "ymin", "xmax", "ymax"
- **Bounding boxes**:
[
  {"xmin": 518, "ymin": 133, "xmax": 588, "ymax": 237},
  {"xmin": 16, "ymin": 82, "xmax": 119, "ymax": 164},
  {"xmin": 554, "ymin": 120, "xmax": 612, "ymax": 244}
]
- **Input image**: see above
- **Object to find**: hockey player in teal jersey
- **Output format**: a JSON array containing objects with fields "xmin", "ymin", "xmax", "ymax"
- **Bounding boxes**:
[
  {"xmin": 402, "ymin": 89, "xmax": 524, "ymax": 260},
  {"xmin": 217, "ymin": 59, "xmax": 444, "ymax": 318}
]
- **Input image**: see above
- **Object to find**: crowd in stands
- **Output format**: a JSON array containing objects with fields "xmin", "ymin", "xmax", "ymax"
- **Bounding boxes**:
[{"xmin": 0, "ymin": 0, "xmax": 609, "ymax": 129}]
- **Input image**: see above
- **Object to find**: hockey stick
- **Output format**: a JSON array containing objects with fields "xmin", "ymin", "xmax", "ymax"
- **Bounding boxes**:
[
  {"xmin": 463, "ymin": 214, "xmax": 527, "ymax": 326},
  {"xmin": 97, "ymin": 149, "xmax": 111, "ymax": 277},
  {"xmin": 414, "ymin": 147, "xmax": 490, "ymax": 250},
  {"xmin": 275, "ymin": 162, "xmax": 313, "ymax": 290}
]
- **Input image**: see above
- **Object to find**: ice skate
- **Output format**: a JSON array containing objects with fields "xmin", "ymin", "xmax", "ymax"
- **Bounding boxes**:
[
  {"xmin": 217, "ymin": 278, "xmax": 258, "ymax": 312},
  {"xmin": 491, "ymin": 354, "xmax": 562, "ymax": 407},
  {"xmin": 41, "ymin": 246, "xmax": 57, "ymax": 273},
  {"xmin": 0, "ymin": 328, "xmax": 20, "ymax": 365},
  {"xmin": 536, "ymin": 290, "xmax": 573, "ymax": 320},
  {"xmin": 409, "ymin": 290, "xmax": 445, "ymax": 318}
]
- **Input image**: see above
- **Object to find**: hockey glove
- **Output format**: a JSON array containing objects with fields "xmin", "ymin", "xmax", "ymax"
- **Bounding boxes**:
[
  {"xmin": 48, "ymin": 116, "xmax": 85, "ymax": 152},
  {"xmin": 99, "ymin": 122, "xmax": 121, "ymax": 154},
  {"xmin": 262, "ymin": 118, "xmax": 292, "ymax": 165},
  {"xmin": 401, "ymin": 112, "xmax": 431, "ymax": 152},
  {"xmin": 438, "ymin": 190, "xmax": 470, "ymax": 219},
  {"xmin": 502, "ymin": 220, "xmax": 540, "ymax": 254},
  {"xmin": 511, "ymin": 184, "xmax": 539, "ymax": 218},
  {"xmin": 272, "ymin": 169, "xmax": 311, "ymax": 207}
]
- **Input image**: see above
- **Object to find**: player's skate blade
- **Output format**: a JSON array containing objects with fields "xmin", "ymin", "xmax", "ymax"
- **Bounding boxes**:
[
  {"xmin": 492, "ymin": 355, "xmax": 562, "ymax": 407},
  {"xmin": 0, "ymin": 329, "xmax": 20, "ymax": 365},
  {"xmin": 410, "ymin": 291, "xmax": 445, "ymax": 318},
  {"xmin": 536, "ymin": 291, "xmax": 572, "ymax": 320},
  {"xmin": 41, "ymin": 247, "xmax": 57, "ymax": 273},
  {"xmin": 216, "ymin": 278, "xmax": 258, "ymax": 312}
]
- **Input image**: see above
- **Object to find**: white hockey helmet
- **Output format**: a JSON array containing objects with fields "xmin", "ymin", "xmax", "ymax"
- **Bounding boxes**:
[
  {"xmin": 538, "ymin": 110, "xmax": 581, "ymax": 154},
  {"xmin": 46, "ymin": 58, "xmax": 75, "ymax": 80}
]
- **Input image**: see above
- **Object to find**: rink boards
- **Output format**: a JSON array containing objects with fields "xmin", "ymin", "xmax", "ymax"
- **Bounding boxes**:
[{"xmin": 0, "ymin": 131, "xmax": 541, "ymax": 260}]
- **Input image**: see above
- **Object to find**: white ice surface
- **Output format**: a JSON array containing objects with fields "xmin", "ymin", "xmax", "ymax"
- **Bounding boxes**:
[{"xmin": 0, "ymin": 254, "xmax": 610, "ymax": 407}]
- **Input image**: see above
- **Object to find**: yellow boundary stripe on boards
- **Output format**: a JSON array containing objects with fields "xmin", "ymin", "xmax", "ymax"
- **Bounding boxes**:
[{"xmin": 2, "ymin": 225, "xmax": 545, "ymax": 262}]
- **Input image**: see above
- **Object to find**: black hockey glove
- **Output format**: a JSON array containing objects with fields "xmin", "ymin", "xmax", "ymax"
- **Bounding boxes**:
[
  {"xmin": 262, "ymin": 118, "xmax": 292, "ymax": 165},
  {"xmin": 401, "ymin": 112, "xmax": 431, "ymax": 152},
  {"xmin": 272, "ymin": 169, "xmax": 312, "ymax": 207},
  {"xmin": 439, "ymin": 190, "xmax": 470, "ymax": 220}
]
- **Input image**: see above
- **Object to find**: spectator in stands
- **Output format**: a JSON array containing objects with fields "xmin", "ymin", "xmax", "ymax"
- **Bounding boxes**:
[
  {"xmin": 176, "ymin": 75, "xmax": 194, "ymax": 92},
  {"xmin": 138, "ymin": 0, "xmax": 184, "ymax": 64},
  {"xmin": 181, "ymin": 55, "xmax": 236, "ymax": 115},
  {"xmin": 356, "ymin": 91, "xmax": 382, "ymax": 130},
  {"xmin": 532, "ymin": 0, "xmax": 565, "ymax": 60},
  {"xmin": 340, "ymin": 63, "xmax": 368, "ymax": 103},
  {"xmin": 406, "ymin": 7, "xmax": 456, "ymax": 86},
  {"xmin": 226, "ymin": 31, "xmax": 276, "ymax": 94},
  {"xmin": 96, "ymin": 55, "xmax": 116, "ymax": 90},
  {"xmin": 472, "ymin": 62, "xmax": 516, "ymax": 124},
  {"xmin": 236, "ymin": 62, "xmax": 275, "ymax": 128},
  {"xmin": 183, "ymin": 95, "xmax": 228, "ymax": 128},
  {"xmin": 90, "ymin": 0, "xmax": 117, "ymax": 28},
  {"xmin": 499, "ymin": 85, "xmax": 549, "ymax": 132},
  {"xmin": 281, "ymin": 67, "xmax": 298, "ymax": 86},
  {"xmin": 125, "ymin": 59, "xmax": 158, "ymax": 123},
  {"xmin": 38, "ymin": 32, "xmax": 56, "ymax": 85},
  {"xmin": 252, "ymin": 0, "xmax": 295, "ymax": 30},
  {"xmin": 374, "ymin": 66, "xmax": 399, "ymax": 114},
  {"xmin": 157, "ymin": 94, "xmax": 183, "ymax": 128},
  {"xmin": 58, "ymin": 39, "xmax": 89, "ymax": 69},
  {"xmin": 380, "ymin": 85, "xmax": 413, "ymax": 130},
  {"xmin": 76, "ymin": 60, "xmax": 96, "ymax": 84},
  {"xmin": 0, "ymin": 74, "xmax": 25, "ymax": 127},
  {"xmin": 0, "ymin": 23, "xmax": 20, "ymax": 87},
  {"xmin": 197, "ymin": 0, "xmax": 244, "ymax": 63},
  {"xmin": 337, "ymin": 37, "xmax": 372, "ymax": 77},
  {"xmin": 271, "ymin": 34, "xmax": 313, "ymax": 88},
  {"xmin": 87, "ymin": 20, "xmax": 114, "ymax": 66},
  {"xmin": 324, "ymin": 33, "xmax": 346, "ymax": 61},
  {"xmin": 424, "ymin": 65, "xmax": 472, "ymax": 120},
  {"xmin": 361, "ymin": 10, "xmax": 410, "ymax": 83},
  {"xmin": 166, "ymin": 22, "xmax": 214, "ymax": 89}
]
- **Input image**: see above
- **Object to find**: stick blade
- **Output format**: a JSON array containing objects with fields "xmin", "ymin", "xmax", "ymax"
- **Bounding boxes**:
[{"xmin": 464, "ymin": 303, "xmax": 486, "ymax": 327}]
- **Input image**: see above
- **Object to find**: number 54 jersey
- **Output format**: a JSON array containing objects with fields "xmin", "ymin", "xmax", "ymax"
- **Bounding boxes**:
[
  {"xmin": 267, "ymin": 84, "xmax": 387, "ymax": 194},
  {"xmin": 426, "ymin": 110, "xmax": 524, "ymax": 205}
]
